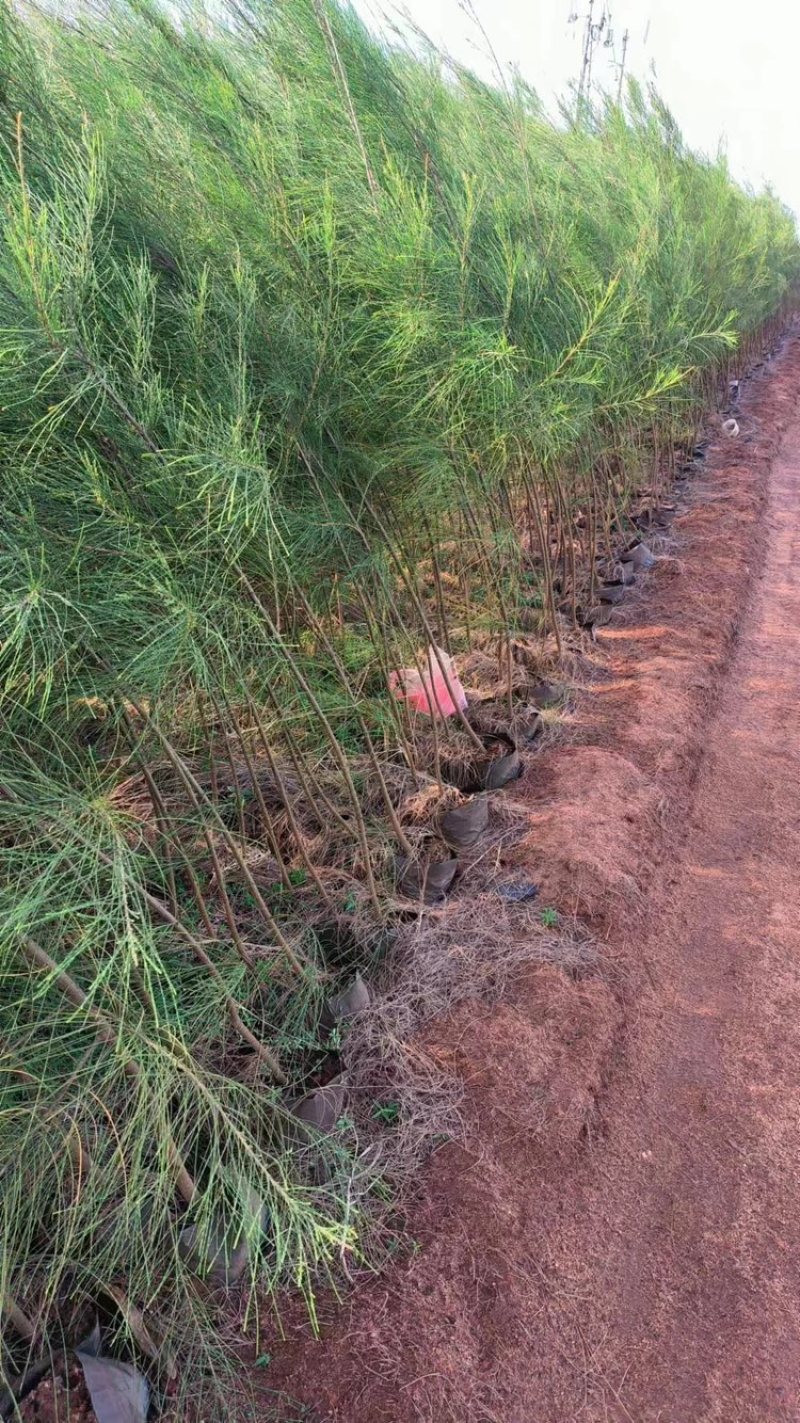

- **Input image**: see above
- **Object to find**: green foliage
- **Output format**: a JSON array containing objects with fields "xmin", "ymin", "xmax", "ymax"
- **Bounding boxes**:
[
  {"xmin": 0, "ymin": 0, "xmax": 796, "ymax": 1412},
  {"xmin": 372, "ymin": 1100, "xmax": 401, "ymax": 1125}
]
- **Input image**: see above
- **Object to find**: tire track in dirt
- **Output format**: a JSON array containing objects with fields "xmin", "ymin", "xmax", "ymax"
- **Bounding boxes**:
[{"xmin": 262, "ymin": 325, "xmax": 800, "ymax": 1422}]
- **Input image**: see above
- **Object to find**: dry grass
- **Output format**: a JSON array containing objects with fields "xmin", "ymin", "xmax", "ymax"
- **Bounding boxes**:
[{"xmin": 338, "ymin": 842, "xmax": 598, "ymax": 1198}]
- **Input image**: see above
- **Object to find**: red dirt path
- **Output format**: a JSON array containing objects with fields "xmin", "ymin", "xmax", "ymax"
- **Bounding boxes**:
[{"xmin": 264, "ymin": 326, "xmax": 800, "ymax": 1421}]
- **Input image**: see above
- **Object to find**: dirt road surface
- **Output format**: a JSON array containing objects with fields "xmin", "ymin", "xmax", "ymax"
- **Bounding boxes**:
[{"xmin": 266, "ymin": 327, "xmax": 800, "ymax": 1421}]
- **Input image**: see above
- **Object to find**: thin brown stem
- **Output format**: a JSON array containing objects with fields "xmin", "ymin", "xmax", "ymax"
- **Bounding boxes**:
[
  {"xmin": 238, "ymin": 569, "xmax": 383, "ymax": 916},
  {"xmin": 524, "ymin": 466, "xmax": 563, "ymax": 658},
  {"xmin": 3, "ymin": 1294, "xmax": 36, "ymax": 1342},
  {"xmin": 209, "ymin": 687, "xmax": 294, "ymax": 891},
  {"xmin": 118, "ymin": 712, "xmax": 215, "ymax": 936},
  {"xmin": 94, "ymin": 681, "xmax": 307, "ymax": 976},
  {"xmin": 289, "ymin": 583, "xmax": 415, "ymax": 856},
  {"xmin": 367, "ymin": 499, "xmax": 485, "ymax": 752},
  {"xmin": 263, "ymin": 687, "xmax": 352, "ymax": 833},
  {"xmin": 243, "ymin": 690, "xmax": 335, "ymax": 907},
  {"xmin": 128, "ymin": 700, "xmax": 310, "ymax": 975}
]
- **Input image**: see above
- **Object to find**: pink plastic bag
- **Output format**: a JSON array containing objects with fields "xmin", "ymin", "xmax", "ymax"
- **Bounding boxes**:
[{"xmin": 390, "ymin": 645, "xmax": 468, "ymax": 719}]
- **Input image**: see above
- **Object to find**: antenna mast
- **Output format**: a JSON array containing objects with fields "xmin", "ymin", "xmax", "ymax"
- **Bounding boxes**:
[{"xmin": 570, "ymin": 2, "xmax": 614, "ymax": 113}]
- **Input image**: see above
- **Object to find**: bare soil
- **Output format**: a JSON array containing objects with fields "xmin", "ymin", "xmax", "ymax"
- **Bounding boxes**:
[
  {"xmin": 261, "ymin": 324, "xmax": 800, "ymax": 1421},
  {"xmin": 16, "ymin": 1363, "xmax": 94, "ymax": 1422}
]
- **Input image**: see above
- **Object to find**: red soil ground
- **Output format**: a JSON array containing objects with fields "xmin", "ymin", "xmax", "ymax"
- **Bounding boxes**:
[{"xmin": 262, "ymin": 324, "xmax": 800, "ymax": 1421}]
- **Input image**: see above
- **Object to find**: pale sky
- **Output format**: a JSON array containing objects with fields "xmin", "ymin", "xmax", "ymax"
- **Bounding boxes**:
[{"xmin": 354, "ymin": 0, "xmax": 800, "ymax": 220}]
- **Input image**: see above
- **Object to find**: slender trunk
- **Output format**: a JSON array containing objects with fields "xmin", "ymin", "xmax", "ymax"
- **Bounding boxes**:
[
  {"xmin": 118, "ymin": 694, "xmax": 312, "ymax": 976},
  {"xmin": 243, "ymin": 689, "xmax": 335, "ymax": 907},
  {"xmin": 238, "ymin": 569, "xmax": 383, "ymax": 916},
  {"xmin": 3, "ymin": 1294, "xmax": 36, "ymax": 1342}
]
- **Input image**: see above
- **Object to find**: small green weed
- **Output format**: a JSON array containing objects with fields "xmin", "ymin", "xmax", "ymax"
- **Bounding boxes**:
[{"xmin": 372, "ymin": 1100, "xmax": 401, "ymax": 1125}]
